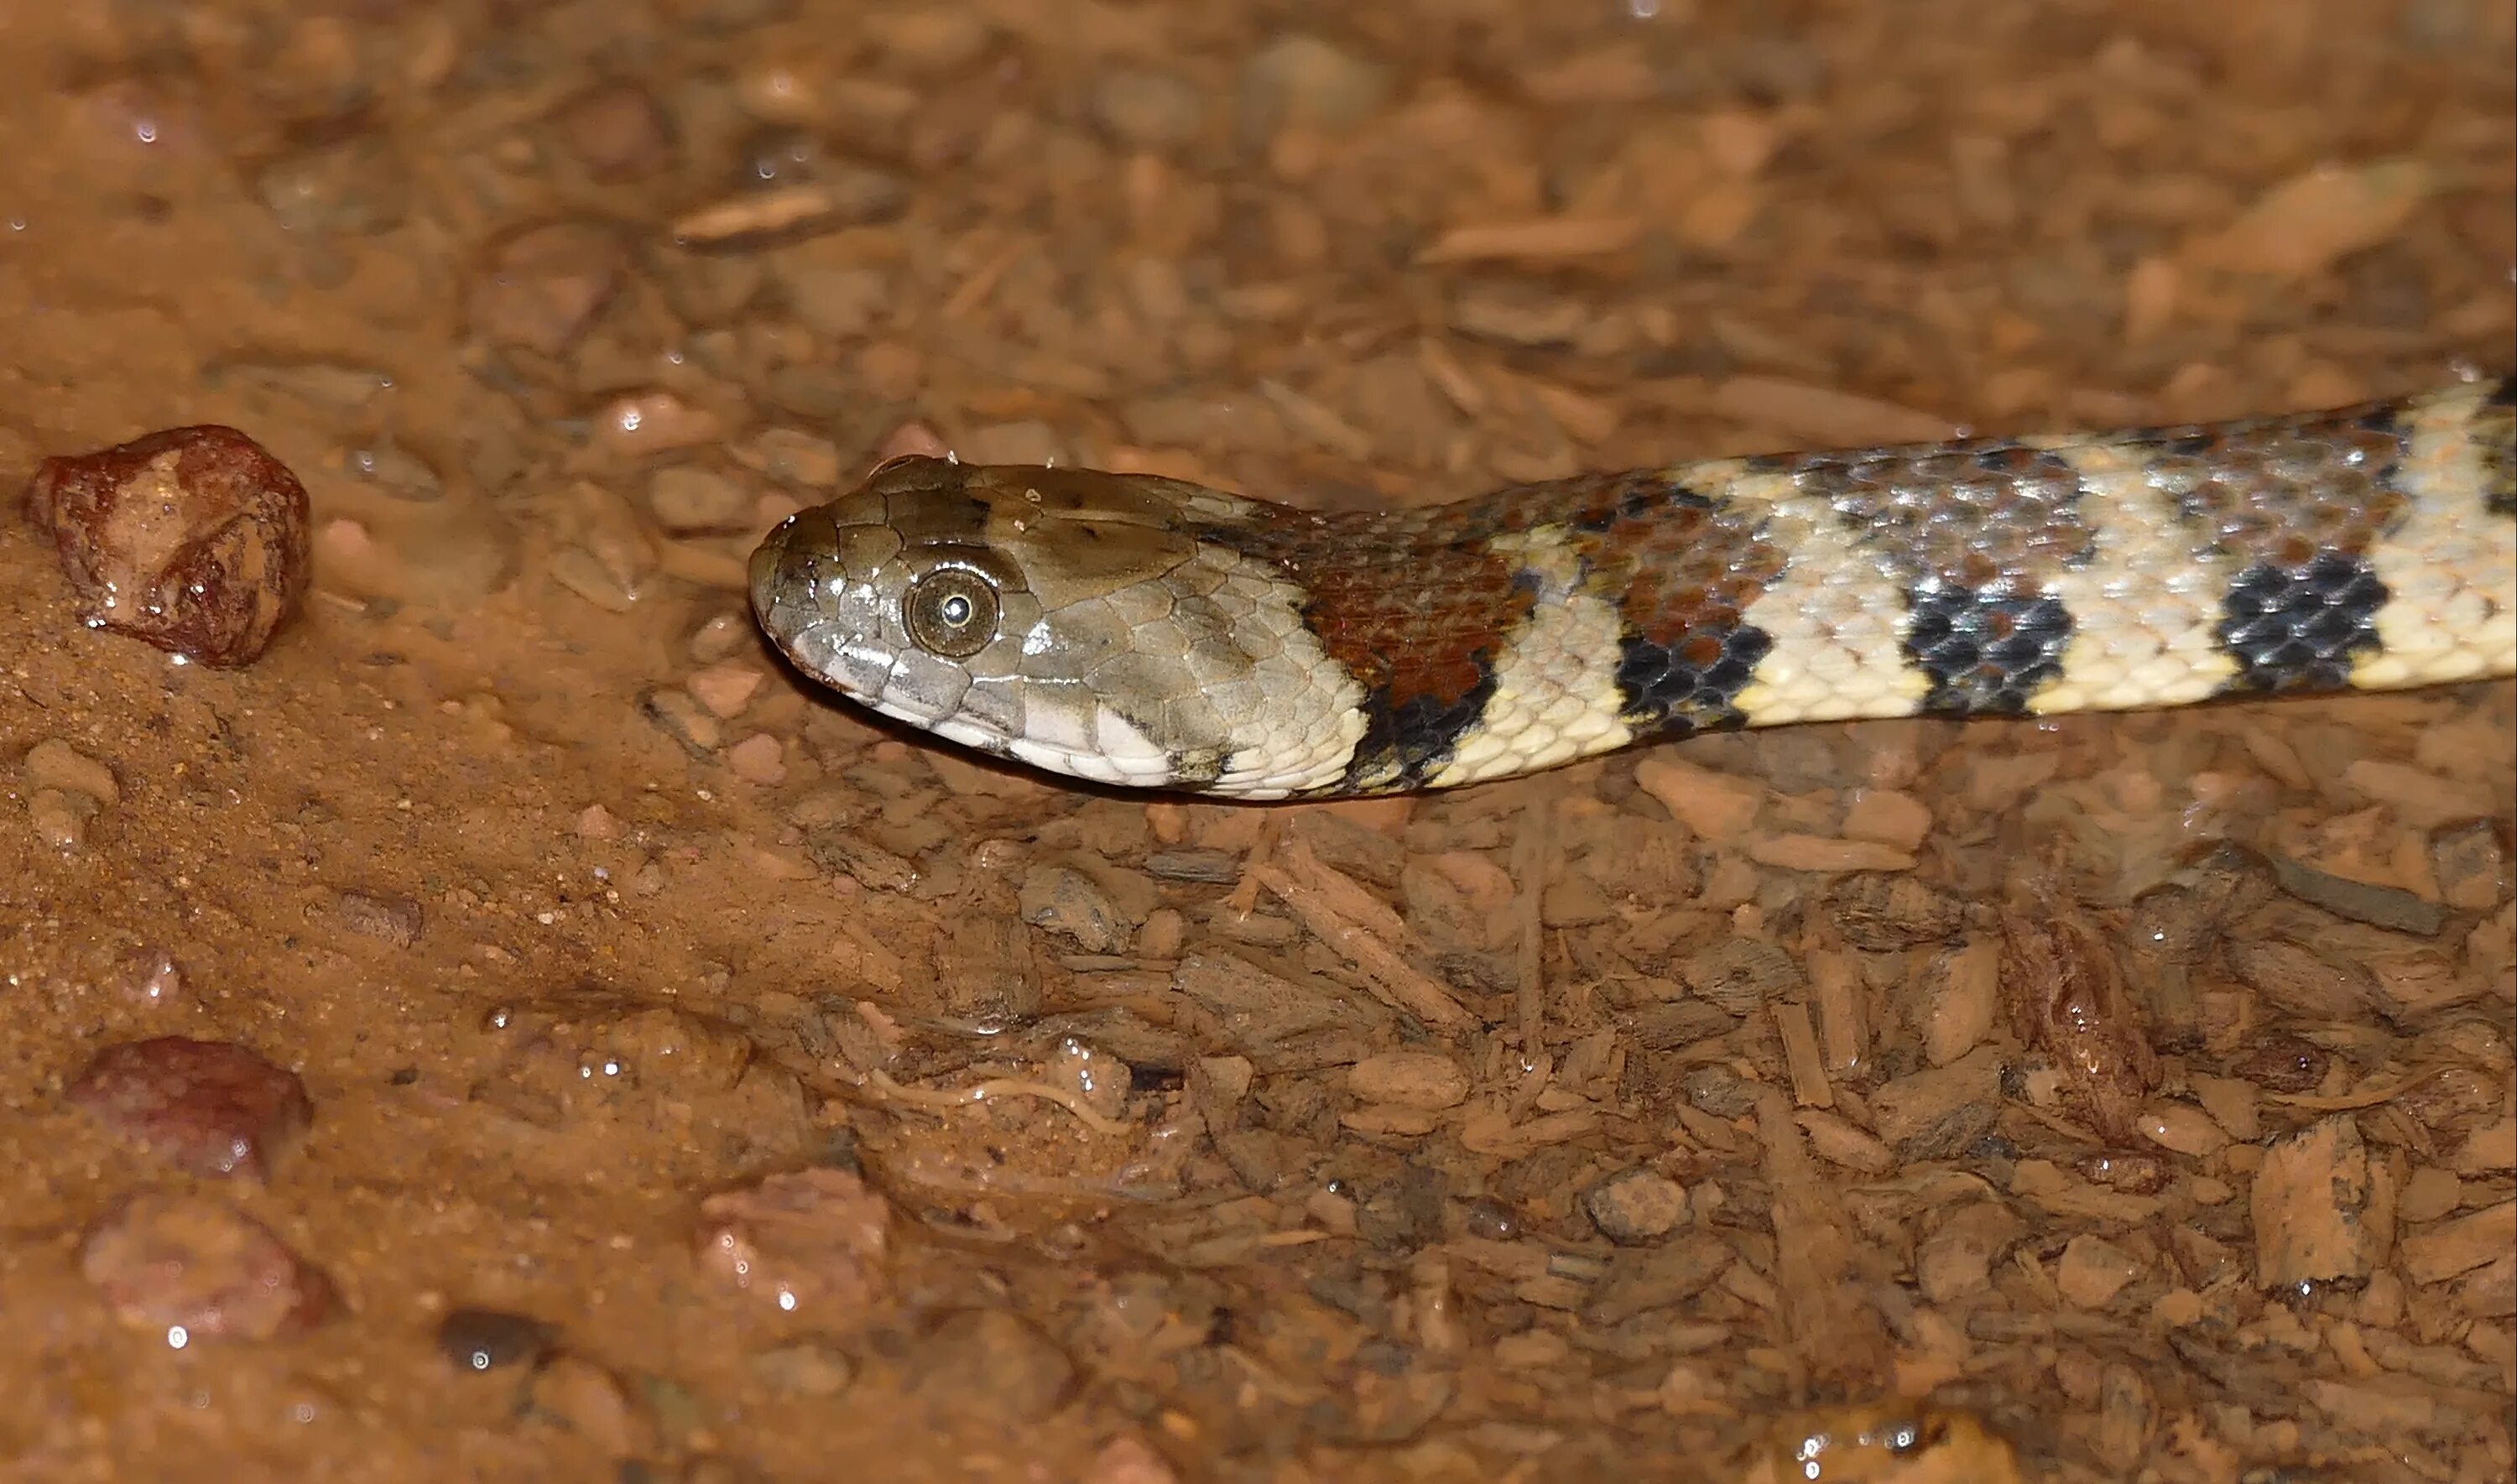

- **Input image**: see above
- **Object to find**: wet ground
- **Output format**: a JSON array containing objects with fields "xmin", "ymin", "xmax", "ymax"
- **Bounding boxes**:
[{"xmin": 1, "ymin": 1, "xmax": 2511, "ymax": 1480}]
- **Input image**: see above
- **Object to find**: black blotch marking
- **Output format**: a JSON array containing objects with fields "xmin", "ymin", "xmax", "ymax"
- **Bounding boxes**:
[
  {"xmin": 2216, "ymin": 552, "xmax": 2389, "ymax": 694},
  {"xmin": 1613, "ymin": 622, "xmax": 1776, "ymax": 739},
  {"xmin": 2481, "ymin": 376, "xmax": 2516, "ymax": 519},
  {"xmin": 1903, "ymin": 585, "xmax": 2073, "ymax": 716},
  {"xmin": 1335, "ymin": 567, "xmax": 1546, "ymax": 793},
  {"xmin": 1561, "ymin": 473, "xmax": 1717, "ymax": 533},
  {"xmin": 1342, "ymin": 661, "xmax": 1503, "ymax": 793},
  {"xmin": 1620, "ymin": 476, "xmax": 1718, "ymax": 521}
]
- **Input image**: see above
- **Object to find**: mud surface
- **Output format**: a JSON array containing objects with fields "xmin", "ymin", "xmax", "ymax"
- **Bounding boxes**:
[{"xmin": 1, "ymin": 2, "xmax": 2511, "ymax": 1481}]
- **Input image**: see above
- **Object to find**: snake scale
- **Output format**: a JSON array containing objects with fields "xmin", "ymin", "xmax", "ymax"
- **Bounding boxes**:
[{"xmin": 750, "ymin": 377, "xmax": 2517, "ymax": 800}]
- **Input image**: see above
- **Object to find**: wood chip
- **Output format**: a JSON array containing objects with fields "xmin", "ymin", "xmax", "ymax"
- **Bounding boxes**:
[
  {"xmin": 1415, "ymin": 215, "xmax": 1644, "ymax": 264},
  {"xmin": 1248, "ymin": 852, "xmax": 1471, "ymax": 1029},
  {"xmin": 2253, "ymin": 1114, "xmax": 2392, "ymax": 1288}
]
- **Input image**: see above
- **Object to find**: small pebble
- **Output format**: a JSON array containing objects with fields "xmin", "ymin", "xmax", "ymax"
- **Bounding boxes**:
[
  {"xmin": 1459, "ymin": 1196, "xmax": 1520, "ymax": 1240},
  {"xmin": 67, "ymin": 1037, "xmax": 312, "ymax": 1180},
  {"xmin": 687, "ymin": 612, "xmax": 753, "ymax": 664},
  {"xmin": 1240, "ymin": 34, "xmax": 1393, "ymax": 136},
  {"xmin": 648, "ymin": 465, "xmax": 756, "ymax": 535},
  {"xmin": 693, "ymin": 1169, "xmax": 892, "ymax": 1317},
  {"xmin": 601, "ymin": 1006, "xmax": 756, "ymax": 1098},
  {"xmin": 2429, "ymin": 821, "xmax": 2509, "ymax": 912},
  {"xmin": 1135, "ymin": 907, "xmax": 1186, "ymax": 960},
  {"xmin": 22, "ymin": 738, "xmax": 120, "ymax": 805},
  {"xmin": 725, "ymin": 732, "xmax": 788, "ymax": 785},
  {"xmin": 1634, "ymin": 757, "xmax": 1764, "ymax": 841},
  {"xmin": 1019, "ymin": 865, "xmax": 1133, "ymax": 954},
  {"xmin": 2134, "ymin": 1106, "xmax": 2235, "ymax": 1162},
  {"xmin": 2074, "ymin": 1151, "xmax": 2170, "ymax": 1195},
  {"xmin": 1092, "ymin": 67, "xmax": 1208, "ymax": 150},
  {"xmin": 24, "ymin": 424, "xmax": 313, "ymax": 666},
  {"xmin": 1044, "ymin": 1035, "xmax": 1133, "ymax": 1120},
  {"xmin": 112, "ymin": 946, "xmax": 188, "ymax": 1008},
  {"xmin": 468, "ymin": 221, "xmax": 625, "ymax": 356},
  {"xmin": 1583, "ymin": 1168, "xmax": 1688, "ymax": 1244},
  {"xmin": 337, "ymin": 888, "xmax": 425, "ymax": 949},
  {"xmin": 748, "ymin": 1336, "xmax": 857, "ymax": 1398},
  {"xmin": 686, "ymin": 662, "xmax": 764, "ymax": 719},
  {"xmin": 594, "ymin": 390, "xmax": 725, "ymax": 457},
  {"xmin": 1840, "ymin": 788, "xmax": 1930, "ymax": 851},
  {"xmin": 1346, "ymin": 1052, "xmax": 1470, "ymax": 1112},
  {"xmin": 870, "ymin": 419, "xmax": 951, "ymax": 466},
  {"xmin": 438, "ymin": 1307, "xmax": 556, "ymax": 1373},
  {"xmin": 2055, "ymin": 1234, "xmax": 2143, "ymax": 1309},
  {"xmin": 643, "ymin": 688, "xmax": 724, "ymax": 756},
  {"xmin": 1082, "ymin": 1435, "xmax": 1180, "ymax": 1484},
  {"xmin": 343, "ymin": 437, "xmax": 448, "ymax": 503},
  {"xmin": 80, "ymin": 1194, "xmax": 333, "ymax": 1341}
]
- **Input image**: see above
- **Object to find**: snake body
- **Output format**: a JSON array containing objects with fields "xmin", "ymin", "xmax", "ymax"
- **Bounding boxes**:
[{"xmin": 749, "ymin": 377, "xmax": 2517, "ymax": 799}]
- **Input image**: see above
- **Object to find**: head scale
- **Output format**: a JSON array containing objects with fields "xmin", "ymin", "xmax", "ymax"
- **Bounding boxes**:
[{"xmin": 749, "ymin": 457, "xmax": 1367, "ymax": 796}]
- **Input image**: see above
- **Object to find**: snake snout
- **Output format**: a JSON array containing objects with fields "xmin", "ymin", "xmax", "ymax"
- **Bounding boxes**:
[{"xmin": 748, "ymin": 508, "xmax": 831, "ymax": 624}]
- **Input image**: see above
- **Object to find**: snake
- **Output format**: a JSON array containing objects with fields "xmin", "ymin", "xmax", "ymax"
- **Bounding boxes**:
[{"xmin": 748, "ymin": 377, "xmax": 2516, "ymax": 801}]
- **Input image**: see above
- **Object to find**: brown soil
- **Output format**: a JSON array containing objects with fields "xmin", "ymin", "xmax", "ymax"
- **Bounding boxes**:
[{"xmin": 1, "ymin": 2, "xmax": 2510, "ymax": 1481}]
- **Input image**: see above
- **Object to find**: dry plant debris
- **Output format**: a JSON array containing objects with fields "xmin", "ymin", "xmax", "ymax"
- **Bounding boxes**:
[{"xmin": 0, "ymin": 0, "xmax": 2508, "ymax": 1481}]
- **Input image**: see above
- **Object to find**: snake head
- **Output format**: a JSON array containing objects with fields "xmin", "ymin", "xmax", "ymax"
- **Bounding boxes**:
[{"xmin": 750, "ymin": 456, "xmax": 1366, "ymax": 794}]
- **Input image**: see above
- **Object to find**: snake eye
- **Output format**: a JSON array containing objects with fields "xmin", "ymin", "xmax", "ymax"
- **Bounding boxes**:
[{"xmin": 902, "ymin": 566, "xmax": 1001, "ymax": 659}]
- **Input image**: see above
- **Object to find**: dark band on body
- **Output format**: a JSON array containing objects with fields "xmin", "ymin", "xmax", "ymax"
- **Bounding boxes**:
[
  {"xmin": 2169, "ymin": 401, "xmax": 2413, "ymax": 695},
  {"xmin": 1266, "ymin": 502, "xmax": 1537, "ymax": 794},
  {"xmin": 1572, "ymin": 473, "xmax": 1787, "ymax": 738},
  {"xmin": 1788, "ymin": 442, "xmax": 2095, "ymax": 716}
]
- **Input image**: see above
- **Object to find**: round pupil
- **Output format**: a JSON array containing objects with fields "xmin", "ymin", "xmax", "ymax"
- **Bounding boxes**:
[{"xmin": 904, "ymin": 569, "xmax": 998, "ymax": 660}]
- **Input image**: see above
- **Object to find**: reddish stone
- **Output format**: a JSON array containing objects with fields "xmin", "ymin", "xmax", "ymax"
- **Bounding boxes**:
[
  {"xmin": 23, "ymin": 424, "xmax": 311, "ymax": 666},
  {"xmin": 80, "ymin": 1193, "xmax": 335, "ymax": 1341},
  {"xmin": 66, "ymin": 1037, "xmax": 312, "ymax": 1181}
]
